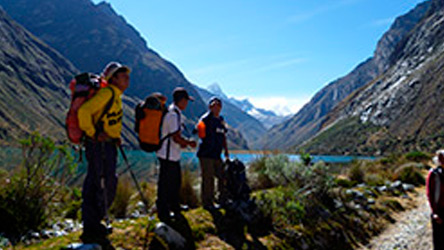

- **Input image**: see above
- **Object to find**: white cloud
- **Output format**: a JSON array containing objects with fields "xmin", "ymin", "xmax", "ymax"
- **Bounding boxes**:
[
  {"xmin": 244, "ymin": 96, "xmax": 311, "ymax": 116},
  {"xmin": 254, "ymin": 58, "xmax": 306, "ymax": 73},
  {"xmin": 287, "ymin": 0, "xmax": 363, "ymax": 24},
  {"xmin": 187, "ymin": 58, "xmax": 251, "ymax": 76},
  {"xmin": 367, "ymin": 17, "xmax": 394, "ymax": 27}
]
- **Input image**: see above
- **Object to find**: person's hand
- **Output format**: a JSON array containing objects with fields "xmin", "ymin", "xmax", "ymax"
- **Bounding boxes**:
[
  {"xmin": 96, "ymin": 132, "xmax": 109, "ymax": 142},
  {"xmin": 433, "ymin": 214, "xmax": 443, "ymax": 224},
  {"xmin": 115, "ymin": 138, "xmax": 122, "ymax": 146},
  {"xmin": 188, "ymin": 140, "xmax": 197, "ymax": 148}
]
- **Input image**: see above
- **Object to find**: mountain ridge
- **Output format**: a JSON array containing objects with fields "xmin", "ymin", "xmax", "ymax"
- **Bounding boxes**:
[
  {"xmin": 300, "ymin": 0, "xmax": 444, "ymax": 155},
  {"xmin": 258, "ymin": 0, "xmax": 432, "ymax": 151}
]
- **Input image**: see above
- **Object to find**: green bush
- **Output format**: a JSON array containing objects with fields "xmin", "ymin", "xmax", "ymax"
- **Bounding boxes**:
[
  {"xmin": 348, "ymin": 163, "xmax": 365, "ymax": 183},
  {"xmin": 393, "ymin": 164, "xmax": 425, "ymax": 186},
  {"xmin": 0, "ymin": 133, "xmax": 76, "ymax": 244},
  {"xmin": 364, "ymin": 173, "xmax": 386, "ymax": 187},
  {"xmin": 404, "ymin": 151, "xmax": 431, "ymax": 162},
  {"xmin": 335, "ymin": 178, "xmax": 356, "ymax": 188},
  {"xmin": 64, "ymin": 188, "xmax": 82, "ymax": 220},
  {"xmin": 248, "ymin": 156, "xmax": 274, "ymax": 190},
  {"xmin": 299, "ymin": 151, "xmax": 313, "ymax": 166},
  {"xmin": 263, "ymin": 155, "xmax": 293, "ymax": 185}
]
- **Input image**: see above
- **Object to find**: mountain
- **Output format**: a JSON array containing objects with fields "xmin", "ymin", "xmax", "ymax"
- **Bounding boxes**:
[
  {"xmin": 0, "ymin": 7, "xmax": 76, "ymax": 143},
  {"xmin": 0, "ymin": 0, "xmax": 251, "ymax": 149},
  {"xmin": 207, "ymin": 83, "xmax": 229, "ymax": 100},
  {"xmin": 228, "ymin": 97, "xmax": 289, "ymax": 129},
  {"xmin": 300, "ymin": 0, "xmax": 444, "ymax": 155},
  {"xmin": 258, "ymin": 0, "xmax": 432, "ymax": 151},
  {"xmin": 205, "ymin": 83, "xmax": 288, "ymax": 129},
  {"xmin": 0, "ymin": 6, "xmax": 142, "ymax": 146},
  {"xmin": 194, "ymin": 84, "xmax": 265, "ymax": 147},
  {"xmin": 0, "ymin": 0, "xmax": 206, "ymax": 121}
]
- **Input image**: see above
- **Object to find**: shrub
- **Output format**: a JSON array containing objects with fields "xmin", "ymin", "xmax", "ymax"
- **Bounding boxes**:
[
  {"xmin": 64, "ymin": 188, "xmax": 82, "ymax": 220},
  {"xmin": 0, "ymin": 133, "xmax": 76, "ymax": 244},
  {"xmin": 110, "ymin": 177, "xmax": 134, "ymax": 218},
  {"xmin": 248, "ymin": 157, "xmax": 273, "ymax": 190},
  {"xmin": 404, "ymin": 151, "xmax": 431, "ymax": 162},
  {"xmin": 0, "ymin": 168, "xmax": 8, "ymax": 188},
  {"xmin": 335, "ymin": 178, "xmax": 356, "ymax": 188},
  {"xmin": 393, "ymin": 164, "xmax": 425, "ymax": 186},
  {"xmin": 364, "ymin": 173, "xmax": 386, "ymax": 187},
  {"xmin": 299, "ymin": 152, "xmax": 313, "ymax": 166},
  {"xmin": 263, "ymin": 155, "xmax": 293, "ymax": 185},
  {"xmin": 348, "ymin": 163, "xmax": 365, "ymax": 183}
]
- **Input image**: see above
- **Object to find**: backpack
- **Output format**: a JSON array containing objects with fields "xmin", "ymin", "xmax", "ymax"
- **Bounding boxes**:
[
  {"xmin": 65, "ymin": 73, "xmax": 113, "ymax": 144},
  {"xmin": 224, "ymin": 159, "xmax": 251, "ymax": 201},
  {"xmin": 135, "ymin": 94, "xmax": 168, "ymax": 152},
  {"xmin": 222, "ymin": 159, "xmax": 272, "ymax": 237}
]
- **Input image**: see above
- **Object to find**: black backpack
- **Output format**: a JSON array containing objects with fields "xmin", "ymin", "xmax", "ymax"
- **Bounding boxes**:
[{"xmin": 224, "ymin": 159, "xmax": 251, "ymax": 201}]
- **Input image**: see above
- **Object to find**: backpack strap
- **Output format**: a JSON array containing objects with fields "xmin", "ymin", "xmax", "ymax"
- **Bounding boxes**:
[
  {"xmin": 94, "ymin": 87, "xmax": 115, "ymax": 139},
  {"xmin": 164, "ymin": 108, "xmax": 181, "ymax": 161}
]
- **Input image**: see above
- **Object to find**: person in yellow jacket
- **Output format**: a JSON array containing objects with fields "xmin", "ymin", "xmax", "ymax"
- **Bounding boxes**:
[{"xmin": 78, "ymin": 62, "xmax": 130, "ymax": 250}]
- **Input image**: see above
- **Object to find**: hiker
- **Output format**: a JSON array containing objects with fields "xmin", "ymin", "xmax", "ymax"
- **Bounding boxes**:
[
  {"xmin": 195, "ymin": 97, "xmax": 229, "ymax": 210},
  {"xmin": 156, "ymin": 87, "xmax": 197, "ymax": 221},
  {"xmin": 427, "ymin": 149, "xmax": 444, "ymax": 250},
  {"xmin": 77, "ymin": 62, "xmax": 130, "ymax": 249}
]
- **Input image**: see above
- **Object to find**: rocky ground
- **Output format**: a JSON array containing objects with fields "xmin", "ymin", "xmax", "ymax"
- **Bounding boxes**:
[{"xmin": 360, "ymin": 190, "xmax": 432, "ymax": 250}]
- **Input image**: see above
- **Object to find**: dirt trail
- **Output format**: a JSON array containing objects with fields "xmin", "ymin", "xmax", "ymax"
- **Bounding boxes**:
[{"xmin": 361, "ymin": 191, "xmax": 433, "ymax": 250}]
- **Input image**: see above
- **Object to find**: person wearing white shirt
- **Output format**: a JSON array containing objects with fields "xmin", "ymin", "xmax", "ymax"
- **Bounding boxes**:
[{"xmin": 156, "ymin": 87, "xmax": 197, "ymax": 221}]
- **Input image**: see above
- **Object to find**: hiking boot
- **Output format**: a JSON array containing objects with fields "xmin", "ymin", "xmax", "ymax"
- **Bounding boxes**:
[{"xmin": 99, "ymin": 238, "xmax": 115, "ymax": 250}]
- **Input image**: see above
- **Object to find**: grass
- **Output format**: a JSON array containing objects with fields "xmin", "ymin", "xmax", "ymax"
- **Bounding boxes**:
[{"xmin": 5, "ymin": 154, "xmax": 430, "ymax": 250}]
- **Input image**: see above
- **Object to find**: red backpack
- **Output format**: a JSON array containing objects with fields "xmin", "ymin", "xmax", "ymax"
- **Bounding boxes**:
[{"xmin": 65, "ymin": 73, "xmax": 109, "ymax": 144}]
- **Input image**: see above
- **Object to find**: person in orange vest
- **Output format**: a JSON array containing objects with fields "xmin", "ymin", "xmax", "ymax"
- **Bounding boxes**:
[
  {"xmin": 196, "ymin": 97, "xmax": 229, "ymax": 210},
  {"xmin": 78, "ymin": 62, "xmax": 130, "ymax": 249}
]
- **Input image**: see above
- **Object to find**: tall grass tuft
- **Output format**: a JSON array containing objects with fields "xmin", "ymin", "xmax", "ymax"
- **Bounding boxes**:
[
  {"xmin": 180, "ymin": 166, "xmax": 200, "ymax": 208},
  {"xmin": 110, "ymin": 177, "xmax": 134, "ymax": 218}
]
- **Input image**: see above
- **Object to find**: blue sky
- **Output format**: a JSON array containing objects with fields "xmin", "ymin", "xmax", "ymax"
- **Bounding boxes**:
[{"xmin": 93, "ymin": 0, "xmax": 425, "ymax": 115}]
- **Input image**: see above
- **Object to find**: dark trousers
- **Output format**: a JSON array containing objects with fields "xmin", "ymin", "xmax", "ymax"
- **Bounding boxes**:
[
  {"xmin": 433, "ymin": 218, "xmax": 444, "ymax": 250},
  {"xmin": 82, "ymin": 140, "xmax": 118, "ymax": 238},
  {"xmin": 156, "ymin": 158, "xmax": 181, "ymax": 221}
]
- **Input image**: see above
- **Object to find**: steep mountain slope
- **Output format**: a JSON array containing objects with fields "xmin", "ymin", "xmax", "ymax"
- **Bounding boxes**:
[
  {"xmin": 258, "ymin": 1, "xmax": 432, "ymax": 150},
  {"xmin": 0, "ymin": 0, "xmax": 206, "ymax": 121},
  {"xmin": 0, "ymin": 6, "xmax": 141, "ymax": 146},
  {"xmin": 0, "ymin": 7, "xmax": 77, "ymax": 143},
  {"xmin": 194, "ymin": 85, "xmax": 263, "ymax": 148},
  {"xmin": 301, "ymin": 0, "xmax": 444, "ymax": 155}
]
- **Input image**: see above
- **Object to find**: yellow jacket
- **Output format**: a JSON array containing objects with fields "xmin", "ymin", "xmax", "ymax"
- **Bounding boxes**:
[{"xmin": 78, "ymin": 85, "xmax": 123, "ymax": 139}]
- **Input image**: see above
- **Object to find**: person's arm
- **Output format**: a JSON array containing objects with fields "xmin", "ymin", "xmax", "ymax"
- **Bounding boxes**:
[
  {"xmin": 78, "ymin": 88, "xmax": 112, "ymax": 138},
  {"xmin": 172, "ymin": 131, "xmax": 195, "ymax": 148},
  {"xmin": 167, "ymin": 112, "xmax": 196, "ymax": 148},
  {"xmin": 222, "ymin": 118, "xmax": 229, "ymax": 159},
  {"xmin": 223, "ymin": 134, "xmax": 229, "ymax": 159},
  {"xmin": 428, "ymin": 171, "xmax": 443, "ymax": 223}
]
